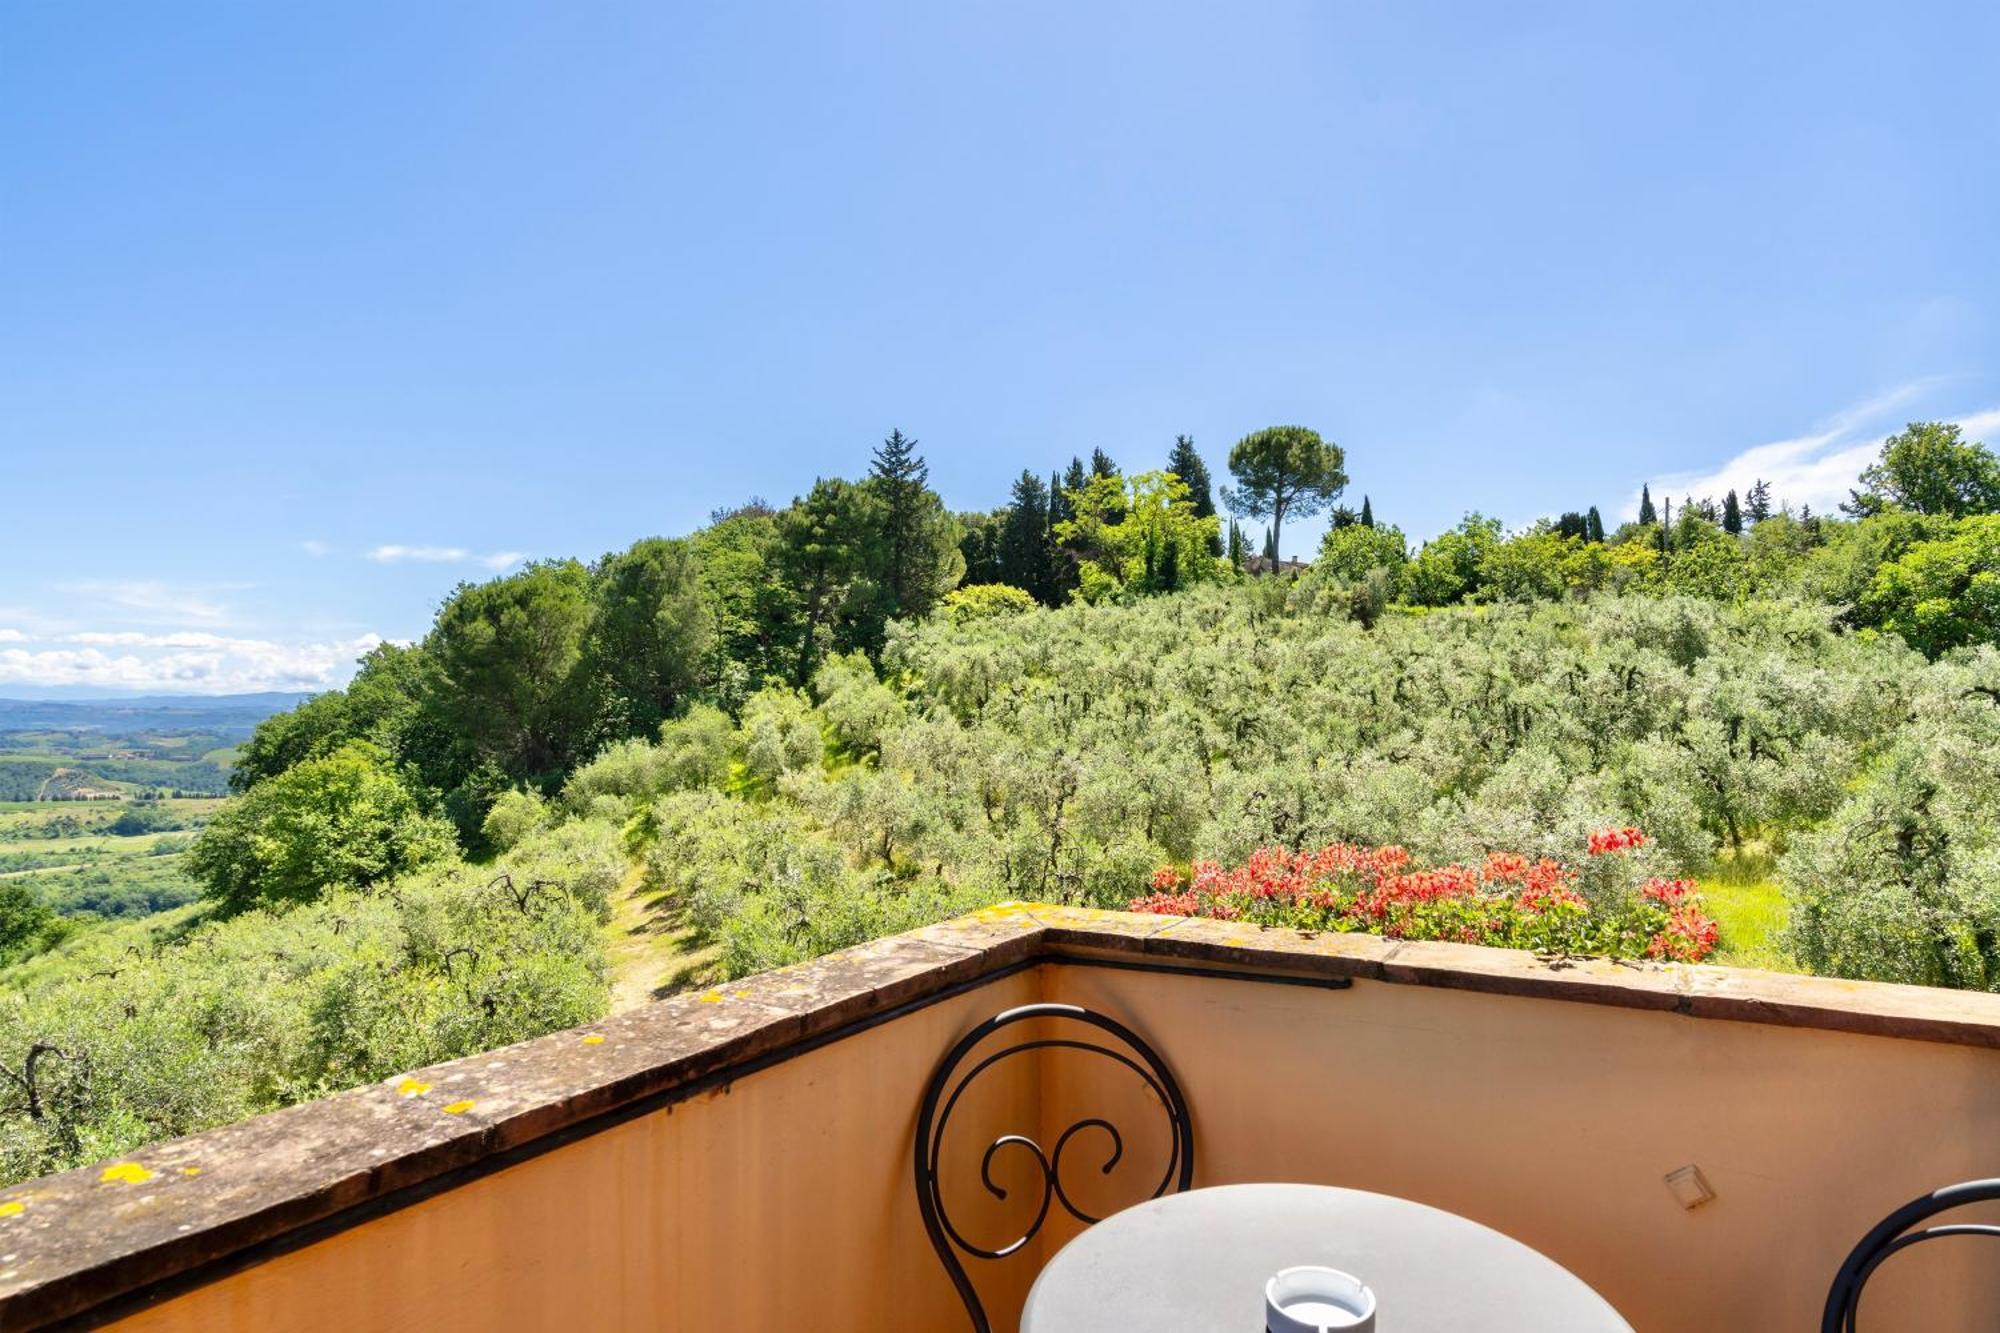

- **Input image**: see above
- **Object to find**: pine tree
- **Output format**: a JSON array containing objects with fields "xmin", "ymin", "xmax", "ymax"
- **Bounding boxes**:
[
  {"xmin": 1359, "ymin": 495, "xmax": 1374, "ymax": 528},
  {"xmin": 1745, "ymin": 479, "xmax": 1773, "ymax": 523},
  {"xmin": 1555, "ymin": 511, "xmax": 1589, "ymax": 540},
  {"xmin": 1638, "ymin": 484, "xmax": 1657, "ymax": 527},
  {"xmin": 998, "ymin": 471, "xmax": 1055, "ymax": 603},
  {"xmin": 1165, "ymin": 434, "xmax": 1221, "ymax": 555},
  {"xmin": 1585, "ymin": 506, "xmax": 1605, "ymax": 543},
  {"xmin": 869, "ymin": 428, "xmax": 927, "ymax": 612},
  {"xmin": 1722, "ymin": 489, "xmax": 1743, "ymax": 535},
  {"xmin": 1089, "ymin": 448, "xmax": 1118, "ymax": 479}
]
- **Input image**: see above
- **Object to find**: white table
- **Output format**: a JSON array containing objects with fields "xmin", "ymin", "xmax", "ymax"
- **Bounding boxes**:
[{"xmin": 1021, "ymin": 1183, "xmax": 1632, "ymax": 1331}]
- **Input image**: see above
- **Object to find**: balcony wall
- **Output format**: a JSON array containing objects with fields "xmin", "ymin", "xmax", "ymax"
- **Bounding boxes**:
[{"xmin": 5, "ymin": 905, "xmax": 2000, "ymax": 1332}]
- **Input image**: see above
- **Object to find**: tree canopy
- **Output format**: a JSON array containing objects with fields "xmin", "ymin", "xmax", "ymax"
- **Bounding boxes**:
[{"xmin": 1222, "ymin": 425, "xmax": 1348, "ymax": 568}]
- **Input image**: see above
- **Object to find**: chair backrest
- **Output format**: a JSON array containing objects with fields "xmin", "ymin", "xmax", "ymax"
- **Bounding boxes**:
[
  {"xmin": 1823, "ymin": 1178, "xmax": 2000, "ymax": 1332},
  {"xmin": 913, "ymin": 1001, "xmax": 1195, "ymax": 1333}
]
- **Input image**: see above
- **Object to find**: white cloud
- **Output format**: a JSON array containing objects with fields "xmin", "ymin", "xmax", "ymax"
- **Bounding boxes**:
[
  {"xmin": 300, "ymin": 539, "xmax": 331, "ymax": 557},
  {"xmin": 0, "ymin": 632, "xmax": 383, "ymax": 695},
  {"xmin": 368, "ymin": 544, "xmax": 525, "ymax": 571},
  {"xmin": 369, "ymin": 544, "xmax": 468, "ymax": 563},
  {"xmin": 1628, "ymin": 382, "xmax": 2000, "ymax": 520}
]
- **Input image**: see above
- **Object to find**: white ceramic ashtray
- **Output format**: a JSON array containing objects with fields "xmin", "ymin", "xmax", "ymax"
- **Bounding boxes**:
[{"xmin": 1264, "ymin": 1265, "xmax": 1377, "ymax": 1332}]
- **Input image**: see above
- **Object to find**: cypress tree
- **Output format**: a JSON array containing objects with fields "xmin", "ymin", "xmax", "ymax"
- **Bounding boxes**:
[
  {"xmin": 1722, "ymin": 489, "xmax": 1743, "ymax": 535},
  {"xmin": 1360, "ymin": 495, "xmax": 1374, "ymax": 528},
  {"xmin": 1637, "ymin": 484, "xmax": 1657, "ymax": 527},
  {"xmin": 1585, "ymin": 506, "xmax": 1605, "ymax": 543}
]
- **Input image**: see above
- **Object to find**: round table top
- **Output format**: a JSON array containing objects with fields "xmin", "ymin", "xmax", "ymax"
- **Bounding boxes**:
[{"xmin": 1021, "ymin": 1183, "xmax": 1632, "ymax": 1332}]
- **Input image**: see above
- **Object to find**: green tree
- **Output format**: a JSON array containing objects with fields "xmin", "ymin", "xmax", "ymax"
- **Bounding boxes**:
[
  {"xmin": 1222, "ymin": 425, "xmax": 1348, "ymax": 569},
  {"xmin": 580, "ymin": 538, "xmax": 715, "ymax": 743},
  {"xmin": 689, "ymin": 507, "xmax": 795, "ymax": 706},
  {"xmin": 1166, "ymin": 435, "xmax": 1222, "ymax": 556},
  {"xmin": 1722, "ymin": 490, "xmax": 1743, "ymax": 535},
  {"xmin": 778, "ymin": 478, "xmax": 884, "ymax": 681},
  {"xmin": 189, "ymin": 742, "xmax": 456, "ymax": 913},
  {"xmin": 1055, "ymin": 471, "xmax": 1221, "ymax": 599},
  {"xmin": 1403, "ymin": 515, "xmax": 1503, "ymax": 605},
  {"xmin": 1845, "ymin": 421, "xmax": 2000, "ymax": 518},
  {"xmin": 1637, "ymin": 485, "xmax": 1657, "ymax": 527},
  {"xmin": 0, "ymin": 880, "xmax": 63, "ymax": 964},
  {"xmin": 1864, "ymin": 515, "xmax": 2000, "ymax": 656},
  {"xmin": 997, "ymin": 471, "xmax": 1056, "ymax": 603},
  {"xmin": 1317, "ymin": 522, "xmax": 1408, "ymax": 583},
  {"xmin": 867, "ymin": 430, "xmax": 962, "ymax": 622},
  {"xmin": 1745, "ymin": 480, "xmax": 1773, "ymax": 524},
  {"xmin": 1359, "ymin": 495, "xmax": 1375, "ymax": 528},
  {"xmin": 1585, "ymin": 507, "xmax": 1605, "ymax": 543},
  {"xmin": 957, "ymin": 509, "xmax": 1003, "ymax": 587},
  {"xmin": 424, "ymin": 560, "xmax": 595, "ymax": 795}
]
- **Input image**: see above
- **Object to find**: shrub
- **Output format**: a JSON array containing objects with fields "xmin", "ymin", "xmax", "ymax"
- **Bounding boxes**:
[
  {"xmin": 1133, "ymin": 829, "xmax": 1718, "ymax": 962},
  {"xmin": 187, "ymin": 742, "xmax": 456, "ymax": 913},
  {"xmin": 937, "ymin": 583, "xmax": 1038, "ymax": 623}
]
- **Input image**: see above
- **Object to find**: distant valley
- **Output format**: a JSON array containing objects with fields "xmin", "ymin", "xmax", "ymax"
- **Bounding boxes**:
[{"xmin": 0, "ymin": 692, "xmax": 310, "ymax": 801}]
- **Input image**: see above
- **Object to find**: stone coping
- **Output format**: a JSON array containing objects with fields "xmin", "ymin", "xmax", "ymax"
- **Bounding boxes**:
[{"xmin": 6, "ymin": 902, "xmax": 2000, "ymax": 1328}]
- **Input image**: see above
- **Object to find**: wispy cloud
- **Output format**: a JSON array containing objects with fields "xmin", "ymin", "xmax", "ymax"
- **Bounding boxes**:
[
  {"xmin": 0, "ymin": 632, "xmax": 383, "ymax": 695},
  {"xmin": 57, "ymin": 580, "xmax": 238, "ymax": 627},
  {"xmin": 300, "ymin": 539, "xmax": 331, "ymax": 557},
  {"xmin": 367, "ymin": 545, "xmax": 525, "ymax": 571},
  {"xmin": 1628, "ymin": 381, "xmax": 2000, "ymax": 520},
  {"xmin": 0, "ymin": 629, "xmax": 25, "ymax": 644}
]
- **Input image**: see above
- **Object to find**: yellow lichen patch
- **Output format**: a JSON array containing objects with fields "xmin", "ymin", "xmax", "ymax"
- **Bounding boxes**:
[
  {"xmin": 179, "ymin": 1167, "xmax": 202, "ymax": 1177},
  {"xmin": 442, "ymin": 1100, "xmax": 476, "ymax": 1115},
  {"xmin": 396, "ymin": 1077, "xmax": 432, "ymax": 1097},
  {"xmin": 698, "ymin": 991, "xmax": 724, "ymax": 1004},
  {"xmin": 580, "ymin": 1034, "xmax": 605, "ymax": 1045},
  {"xmin": 732, "ymin": 990, "xmax": 749, "ymax": 1000},
  {"xmin": 99, "ymin": 1163, "xmax": 156, "ymax": 1185},
  {"xmin": 0, "ymin": 1200, "xmax": 24, "ymax": 1218}
]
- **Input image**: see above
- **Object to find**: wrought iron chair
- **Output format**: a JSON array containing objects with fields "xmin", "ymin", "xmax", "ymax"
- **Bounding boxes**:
[
  {"xmin": 913, "ymin": 1002, "xmax": 1195, "ymax": 1333},
  {"xmin": 1822, "ymin": 1178, "xmax": 2000, "ymax": 1331}
]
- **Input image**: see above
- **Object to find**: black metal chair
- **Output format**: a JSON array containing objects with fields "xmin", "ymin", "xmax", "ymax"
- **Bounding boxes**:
[
  {"xmin": 1822, "ymin": 1178, "xmax": 2000, "ymax": 1331},
  {"xmin": 913, "ymin": 1002, "xmax": 1195, "ymax": 1333}
]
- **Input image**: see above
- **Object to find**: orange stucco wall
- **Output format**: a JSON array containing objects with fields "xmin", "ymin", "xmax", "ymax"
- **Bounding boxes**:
[
  {"xmin": 1047, "ymin": 963, "xmax": 2000, "ymax": 1333},
  {"xmin": 108, "ymin": 970, "xmax": 1042, "ymax": 1333},
  {"xmin": 104, "ymin": 961, "xmax": 2000, "ymax": 1333}
]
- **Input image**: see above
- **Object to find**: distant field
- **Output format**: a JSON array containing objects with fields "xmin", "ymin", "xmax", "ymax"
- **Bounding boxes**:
[{"xmin": 0, "ymin": 797, "xmax": 222, "ymax": 924}]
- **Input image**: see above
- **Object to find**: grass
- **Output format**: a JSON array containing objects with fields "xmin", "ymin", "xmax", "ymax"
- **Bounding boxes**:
[
  {"xmin": 1698, "ymin": 844, "xmax": 1796, "ymax": 972},
  {"xmin": 603, "ymin": 862, "xmax": 715, "ymax": 1011}
]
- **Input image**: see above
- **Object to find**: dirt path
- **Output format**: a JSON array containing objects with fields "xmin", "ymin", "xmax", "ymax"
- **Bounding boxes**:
[{"xmin": 604, "ymin": 863, "xmax": 717, "ymax": 1013}]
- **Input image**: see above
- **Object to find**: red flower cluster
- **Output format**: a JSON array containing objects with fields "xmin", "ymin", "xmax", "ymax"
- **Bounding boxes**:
[
  {"xmin": 1588, "ymin": 827, "xmax": 1649, "ymax": 855},
  {"xmin": 1133, "ymin": 829, "xmax": 1719, "ymax": 964}
]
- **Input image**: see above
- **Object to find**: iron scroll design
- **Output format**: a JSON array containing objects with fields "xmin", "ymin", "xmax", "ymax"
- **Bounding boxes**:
[
  {"xmin": 1822, "ymin": 1178, "xmax": 2000, "ymax": 1332},
  {"xmin": 913, "ymin": 1002, "xmax": 1194, "ymax": 1333}
]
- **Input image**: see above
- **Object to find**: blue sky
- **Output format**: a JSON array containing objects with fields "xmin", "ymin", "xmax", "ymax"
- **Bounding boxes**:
[{"xmin": 3, "ymin": 1, "xmax": 1997, "ymax": 695}]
